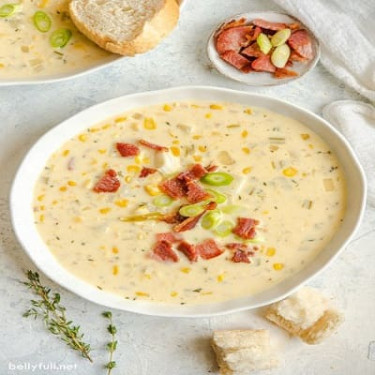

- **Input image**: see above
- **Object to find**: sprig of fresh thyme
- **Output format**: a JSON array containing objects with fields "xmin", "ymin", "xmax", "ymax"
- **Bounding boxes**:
[
  {"xmin": 102, "ymin": 311, "xmax": 117, "ymax": 374},
  {"xmin": 22, "ymin": 270, "xmax": 93, "ymax": 362}
]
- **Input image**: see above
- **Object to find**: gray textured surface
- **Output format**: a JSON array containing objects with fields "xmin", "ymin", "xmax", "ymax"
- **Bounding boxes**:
[{"xmin": 1, "ymin": 0, "xmax": 374, "ymax": 374}]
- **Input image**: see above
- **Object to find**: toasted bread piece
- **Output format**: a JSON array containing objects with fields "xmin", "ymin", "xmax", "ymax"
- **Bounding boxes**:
[
  {"xmin": 69, "ymin": 0, "xmax": 179, "ymax": 56},
  {"xmin": 212, "ymin": 329, "xmax": 278, "ymax": 374},
  {"xmin": 265, "ymin": 287, "xmax": 343, "ymax": 344}
]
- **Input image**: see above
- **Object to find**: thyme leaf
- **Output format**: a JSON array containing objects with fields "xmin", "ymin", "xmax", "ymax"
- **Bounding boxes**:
[{"xmin": 102, "ymin": 311, "xmax": 117, "ymax": 374}]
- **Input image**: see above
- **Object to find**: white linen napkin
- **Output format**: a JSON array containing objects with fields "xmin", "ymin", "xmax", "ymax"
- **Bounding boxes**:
[
  {"xmin": 273, "ymin": 0, "xmax": 375, "ymax": 102},
  {"xmin": 322, "ymin": 100, "xmax": 375, "ymax": 205}
]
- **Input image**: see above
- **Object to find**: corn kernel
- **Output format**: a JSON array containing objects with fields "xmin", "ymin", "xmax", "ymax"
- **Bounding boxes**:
[
  {"xmin": 135, "ymin": 291, "xmax": 149, "ymax": 297},
  {"xmin": 191, "ymin": 104, "xmax": 201, "ymax": 108},
  {"xmin": 99, "ymin": 207, "xmax": 111, "ymax": 214},
  {"xmin": 242, "ymin": 147, "xmax": 250, "ymax": 154},
  {"xmin": 172, "ymin": 140, "xmax": 180, "ymax": 145},
  {"xmin": 37, "ymin": 194, "xmax": 45, "ymax": 201},
  {"xmin": 101, "ymin": 123, "xmax": 111, "ymax": 130},
  {"xmin": 0, "ymin": 63, "xmax": 4, "ymax": 68},
  {"xmin": 112, "ymin": 265, "xmax": 119, "ymax": 275},
  {"xmin": 170, "ymin": 146, "xmax": 180, "ymax": 157},
  {"xmin": 241, "ymin": 130, "xmax": 248, "ymax": 138},
  {"xmin": 192, "ymin": 135, "xmax": 202, "ymax": 140},
  {"xmin": 142, "ymin": 157, "xmax": 151, "ymax": 165},
  {"xmin": 143, "ymin": 273, "xmax": 152, "ymax": 280},
  {"xmin": 67, "ymin": 180, "xmax": 76, "ymax": 186},
  {"xmin": 163, "ymin": 104, "xmax": 173, "ymax": 112},
  {"xmin": 73, "ymin": 216, "xmax": 82, "ymax": 223},
  {"xmin": 39, "ymin": 205, "xmax": 45, "ymax": 211},
  {"xmin": 262, "ymin": 210, "xmax": 269, "ymax": 215},
  {"xmin": 145, "ymin": 185, "xmax": 161, "ymax": 196},
  {"xmin": 112, "ymin": 246, "xmax": 119, "ymax": 254},
  {"xmin": 210, "ymin": 104, "xmax": 223, "ymax": 110},
  {"xmin": 244, "ymin": 108, "xmax": 253, "ymax": 115},
  {"xmin": 198, "ymin": 145, "xmax": 207, "ymax": 153},
  {"xmin": 124, "ymin": 175, "xmax": 132, "ymax": 183},
  {"xmin": 273, "ymin": 263, "xmax": 284, "ymax": 271},
  {"xmin": 283, "ymin": 167, "xmax": 298, "ymax": 177},
  {"xmin": 59, "ymin": 186, "xmax": 67, "ymax": 192},
  {"xmin": 127, "ymin": 165, "xmax": 141, "ymax": 173},
  {"xmin": 266, "ymin": 247, "xmax": 276, "ymax": 257},
  {"xmin": 114, "ymin": 117, "xmax": 127, "ymax": 123},
  {"xmin": 38, "ymin": 0, "xmax": 49, "ymax": 8},
  {"xmin": 62, "ymin": 150, "xmax": 70, "ymax": 157},
  {"xmin": 89, "ymin": 127, "xmax": 100, "ymax": 133},
  {"xmin": 39, "ymin": 214, "xmax": 44, "ymax": 223},
  {"xmin": 193, "ymin": 155, "xmax": 202, "ymax": 162},
  {"xmin": 98, "ymin": 149, "xmax": 107, "ymax": 154},
  {"xmin": 242, "ymin": 167, "xmax": 252, "ymax": 175},
  {"xmin": 78, "ymin": 134, "xmax": 88, "ymax": 142},
  {"xmin": 308, "ymin": 144, "xmax": 314, "ymax": 149},
  {"xmin": 144, "ymin": 117, "xmax": 157, "ymax": 130},
  {"xmin": 217, "ymin": 274, "xmax": 225, "ymax": 282},
  {"xmin": 170, "ymin": 291, "xmax": 178, "ymax": 297},
  {"xmin": 115, "ymin": 199, "xmax": 128, "ymax": 207},
  {"xmin": 180, "ymin": 267, "xmax": 191, "ymax": 274},
  {"xmin": 201, "ymin": 291, "xmax": 213, "ymax": 296},
  {"xmin": 205, "ymin": 113, "xmax": 212, "ymax": 119},
  {"xmin": 301, "ymin": 133, "xmax": 310, "ymax": 140}
]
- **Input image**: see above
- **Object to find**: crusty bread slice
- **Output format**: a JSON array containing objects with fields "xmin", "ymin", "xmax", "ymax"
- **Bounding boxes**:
[
  {"xmin": 212, "ymin": 330, "xmax": 278, "ymax": 374},
  {"xmin": 265, "ymin": 287, "xmax": 344, "ymax": 345},
  {"xmin": 69, "ymin": 0, "xmax": 179, "ymax": 56}
]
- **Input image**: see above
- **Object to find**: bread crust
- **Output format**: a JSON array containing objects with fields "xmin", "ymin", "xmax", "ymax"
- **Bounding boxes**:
[{"xmin": 69, "ymin": 0, "xmax": 179, "ymax": 56}]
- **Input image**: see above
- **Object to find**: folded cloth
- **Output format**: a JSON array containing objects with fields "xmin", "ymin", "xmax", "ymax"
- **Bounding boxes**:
[
  {"xmin": 323, "ymin": 101, "xmax": 375, "ymax": 205},
  {"xmin": 273, "ymin": 0, "xmax": 375, "ymax": 102}
]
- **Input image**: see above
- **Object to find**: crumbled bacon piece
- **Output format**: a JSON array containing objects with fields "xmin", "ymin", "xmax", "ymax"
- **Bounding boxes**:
[
  {"xmin": 220, "ymin": 50, "xmax": 252, "ymax": 70},
  {"xmin": 231, "ymin": 250, "xmax": 251, "ymax": 263},
  {"xmin": 205, "ymin": 201, "xmax": 218, "ymax": 210},
  {"xmin": 178, "ymin": 164, "xmax": 208, "ymax": 181},
  {"xmin": 139, "ymin": 139, "xmax": 168, "ymax": 152},
  {"xmin": 206, "ymin": 164, "xmax": 218, "ymax": 172},
  {"xmin": 156, "ymin": 232, "xmax": 181, "ymax": 243},
  {"xmin": 225, "ymin": 243, "xmax": 249, "ymax": 251},
  {"xmin": 162, "ymin": 209, "xmax": 186, "ymax": 225},
  {"xmin": 242, "ymin": 26, "xmax": 262, "ymax": 45},
  {"xmin": 241, "ymin": 42, "xmax": 264, "ymax": 58},
  {"xmin": 251, "ymin": 54, "xmax": 276, "ymax": 73},
  {"xmin": 215, "ymin": 25, "xmax": 254, "ymax": 54},
  {"xmin": 116, "ymin": 143, "xmax": 140, "ymax": 157},
  {"xmin": 160, "ymin": 177, "xmax": 186, "ymax": 199},
  {"xmin": 232, "ymin": 217, "xmax": 259, "ymax": 240},
  {"xmin": 174, "ymin": 211, "xmax": 206, "ymax": 232},
  {"xmin": 288, "ymin": 30, "xmax": 313, "ymax": 59},
  {"xmin": 93, "ymin": 169, "xmax": 120, "ymax": 193},
  {"xmin": 274, "ymin": 68, "xmax": 299, "ymax": 79},
  {"xmin": 139, "ymin": 167, "xmax": 157, "ymax": 178},
  {"xmin": 177, "ymin": 241, "xmax": 198, "ymax": 262},
  {"xmin": 153, "ymin": 240, "xmax": 178, "ymax": 262},
  {"xmin": 186, "ymin": 181, "xmax": 211, "ymax": 203},
  {"xmin": 252, "ymin": 18, "xmax": 286, "ymax": 31},
  {"xmin": 197, "ymin": 239, "xmax": 224, "ymax": 260}
]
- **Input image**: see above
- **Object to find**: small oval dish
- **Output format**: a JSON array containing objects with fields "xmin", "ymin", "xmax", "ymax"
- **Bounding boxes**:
[{"xmin": 207, "ymin": 11, "xmax": 320, "ymax": 86}]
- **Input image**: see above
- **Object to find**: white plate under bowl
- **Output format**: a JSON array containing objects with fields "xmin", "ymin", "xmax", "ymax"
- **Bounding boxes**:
[
  {"xmin": 10, "ymin": 86, "xmax": 366, "ymax": 317},
  {"xmin": 207, "ymin": 11, "xmax": 320, "ymax": 86},
  {"xmin": 0, "ymin": 0, "xmax": 186, "ymax": 86}
]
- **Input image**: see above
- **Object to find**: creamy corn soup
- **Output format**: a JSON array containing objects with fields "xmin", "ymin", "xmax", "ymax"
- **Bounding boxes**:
[
  {"xmin": 0, "ymin": 0, "xmax": 111, "ymax": 79},
  {"xmin": 33, "ymin": 102, "xmax": 346, "ymax": 305}
]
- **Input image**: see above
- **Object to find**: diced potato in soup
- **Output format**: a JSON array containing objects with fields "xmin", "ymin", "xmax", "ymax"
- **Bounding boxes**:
[
  {"xmin": 0, "ymin": 0, "xmax": 110, "ymax": 79},
  {"xmin": 33, "ymin": 102, "xmax": 346, "ymax": 304}
]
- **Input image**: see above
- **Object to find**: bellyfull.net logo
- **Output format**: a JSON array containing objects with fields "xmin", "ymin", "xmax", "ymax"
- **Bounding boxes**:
[{"xmin": 8, "ymin": 362, "xmax": 78, "ymax": 372}]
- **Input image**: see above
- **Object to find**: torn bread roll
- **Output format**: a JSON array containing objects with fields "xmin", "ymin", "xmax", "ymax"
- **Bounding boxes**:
[
  {"xmin": 212, "ymin": 329, "xmax": 278, "ymax": 374},
  {"xmin": 265, "ymin": 287, "xmax": 343, "ymax": 344},
  {"xmin": 69, "ymin": 0, "xmax": 179, "ymax": 56}
]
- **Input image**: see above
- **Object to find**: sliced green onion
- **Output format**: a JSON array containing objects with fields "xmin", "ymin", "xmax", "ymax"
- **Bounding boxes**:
[
  {"xmin": 201, "ymin": 210, "xmax": 223, "ymax": 229},
  {"xmin": 201, "ymin": 172, "xmax": 234, "ymax": 186},
  {"xmin": 256, "ymin": 33, "xmax": 272, "ymax": 54},
  {"xmin": 153, "ymin": 194, "xmax": 174, "ymax": 207},
  {"xmin": 206, "ymin": 189, "xmax": 227, "ymax": 204},
  {"xmin": 179, "ymin": 203, "xmax": 205, "ymax": 218},
  {"xmin": 213, "ymin": 220, "xmax": 234, "ymax": 237},
  {"xmin": 0, "ymin": 3, "xmax": 19, "ymax": 17},
  {"xmin": 271, "ymin": 44, "xmax": 290, "ymax": 68},
  {"xmin": 50, "ymin": 28, "xmax": 72, "ymax": 48},
  {"xmin": 33, "ymin": 11, "xmax": 51, "ymax": 32},
  {"xmin": 271, "ymin": 28, "xmax": 291, "ymax": 47},
  {"xmin": 221, "ymin": 205, "xmax": 241, "ymax": 214}
]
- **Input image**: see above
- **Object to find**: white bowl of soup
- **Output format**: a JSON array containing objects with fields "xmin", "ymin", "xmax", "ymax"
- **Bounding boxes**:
[
  {"xmin": 10, "ymin": 86, "xmax": 366, "ymax": 317},
  {"xmin": 0, "ymin": 0, "xmax": 186, "ymax": 85}
]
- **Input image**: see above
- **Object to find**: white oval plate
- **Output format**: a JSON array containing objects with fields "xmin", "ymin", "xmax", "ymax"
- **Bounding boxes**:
[
  {"xmin": 10, "ymin": 86, "xmax": 366, "ymax": 317},
  {"xmin": 0, "ymin": 0, "xmax": 186, "ymax": 86},
  {"xmin": 207, "ymin": 11, "xmax": 320, "ymax": 86}
]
